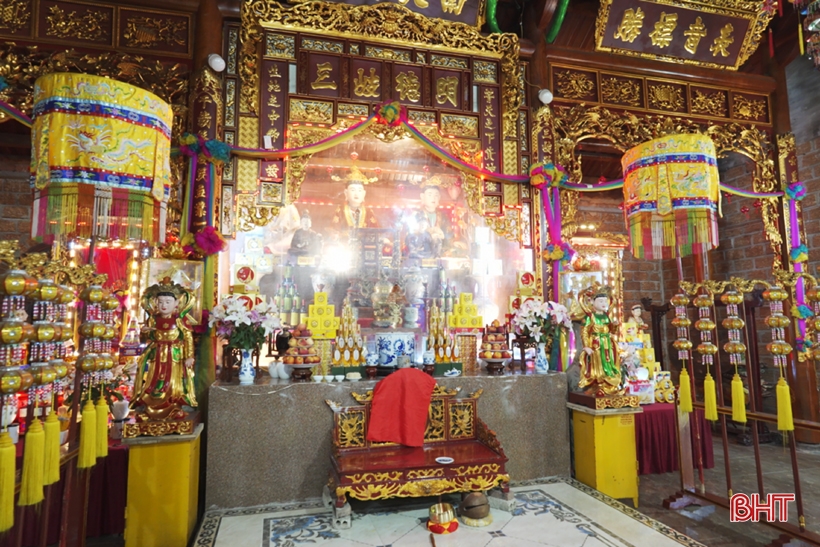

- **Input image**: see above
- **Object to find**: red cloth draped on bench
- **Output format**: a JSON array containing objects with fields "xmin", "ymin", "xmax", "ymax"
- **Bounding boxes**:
[
  {"xmin": 366, "ymin": 368, "xmax": 436, "ymax": 447},
  {"xmin": 635, "ymin": 404, "xmax": 714, "ymax": 475}
]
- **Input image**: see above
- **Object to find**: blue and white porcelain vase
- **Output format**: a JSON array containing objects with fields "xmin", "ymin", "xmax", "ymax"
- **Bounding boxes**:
[
  {"xmin": 238, "ymin": 349, "xmax": 255, "ymax": 385},
  {"xmin": 535, "ymin": 342, "xmax": 549, "ymax": 374}
]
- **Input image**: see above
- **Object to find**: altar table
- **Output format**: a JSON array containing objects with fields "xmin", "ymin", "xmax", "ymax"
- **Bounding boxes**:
[
  {"xmin": 206, "ymin": 371, "xmax": 571, "ymax": 509},
  {"xmin": 634, "ymin": 404, "xmax": 714, "ymax": 475}
]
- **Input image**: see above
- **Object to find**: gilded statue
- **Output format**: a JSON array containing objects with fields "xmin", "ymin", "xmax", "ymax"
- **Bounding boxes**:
[
  {"xmin": 577, "ymin": 285, "xmax": 624, "ymax": 396},
  {"xmin": 133, "ymin": 277, "xmax": 198, "ymax": 421}
]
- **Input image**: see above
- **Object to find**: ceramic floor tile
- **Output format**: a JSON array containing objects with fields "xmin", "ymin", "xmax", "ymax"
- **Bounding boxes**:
[
  {"xmin": 212, "ymin": 513, "xmax": 268, "ymax": 547},
  {"xmin": 195, "ymin": 478, "xmax": 706, "ymax": 547}
]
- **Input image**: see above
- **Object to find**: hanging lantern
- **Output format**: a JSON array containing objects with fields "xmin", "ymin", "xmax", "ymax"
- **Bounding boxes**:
[
  {"xmin": 622, "ymin": 134, "xmax": 721, "ymax": 260},
  {"xmin": 30, "ymin": 73, "xmax": 172, "ymax": 244}
]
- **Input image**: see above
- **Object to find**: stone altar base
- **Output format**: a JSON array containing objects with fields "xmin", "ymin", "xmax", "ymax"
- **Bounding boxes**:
[{"xmin": 205, "ymin": 372, "xmax": 571, "ymax": 509}]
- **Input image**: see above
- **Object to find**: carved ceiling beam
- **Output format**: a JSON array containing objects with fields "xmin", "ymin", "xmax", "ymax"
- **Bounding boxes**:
[{"xmin": 544, "ymin": 46, "xmax": 776, "ymax": 95}]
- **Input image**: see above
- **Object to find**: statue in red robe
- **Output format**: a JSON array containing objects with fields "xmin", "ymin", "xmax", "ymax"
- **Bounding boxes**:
[{"xmin": 133, "ymin": 278, "xmax": 198, "ymax": 421}]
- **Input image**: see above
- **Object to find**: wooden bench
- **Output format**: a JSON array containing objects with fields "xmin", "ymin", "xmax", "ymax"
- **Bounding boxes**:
[{"xmin": 324, "ymin": 384, "xmax": 510, "ymax": 528}]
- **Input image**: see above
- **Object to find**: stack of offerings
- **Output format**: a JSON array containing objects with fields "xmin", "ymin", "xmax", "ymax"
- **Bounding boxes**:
[
  {"xmin": 332, "ymin": 301, "xmax": 365, "ymax": 367},
  {"xmin": 427, "ymin": 302, "xmax": 458, "ymax": 363},
  {"xmin": 305, "ymin": 292, "xmax": 340, "ymax": 340},
  {"xmin": 282, "ymin": 324, "xmax": 320, "ymax": 382},
  {"xmin": 447, "ymin": 293, "xmax": 482, "ymax": 329}
]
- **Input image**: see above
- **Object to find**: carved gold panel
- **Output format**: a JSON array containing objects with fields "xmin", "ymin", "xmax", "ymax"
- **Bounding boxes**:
[
  {"xmin": 336, "ymin": 408, "xmax": 367, "ymax": 448},
  {"xmin": 265, "ymin": 32, "xmax": 295, "ymax": 59},
  {"xmin": 289, "ymin": 97, "xmax": 335, "ymax": 124},
  {"xmin": 440, "ymin": 113, "xmax": 479, "ymax": 138},
  {"xmin": 302, "ymin": 37, "xmax": 343, "ymax": 53},
  {"xmin": 449, "ymin": 401, "xmax": 474, "ymax": 439},
  {"xmin": 691, "ymin": 87, "xmax": 728, "ymax": 118},
  {"xmin": 338, "ymin": 102, "xmax": 370, "ymax": 117},
  {"xmin": 365, "ymin": 45, "xmax": 411, "ymax": 62},
  {"xmin": 424, "ymin": 399, "xmax": 446, "ymax": 442},
  {"xmin": 473, "ymin": 60, "xmax": 497, "ymax": 83},
  {"xmin": 600, "ymin": 75, "xmax": 642, "ymax": 107},
  {"xmin": 430, "ymin": 54, "xmax": 469, "ymax": 69}
]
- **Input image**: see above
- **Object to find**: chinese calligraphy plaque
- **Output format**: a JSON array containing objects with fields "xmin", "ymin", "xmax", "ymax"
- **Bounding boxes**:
[{"xmin": 595, "ymin": 0, "xmax": 773, "ymax": 70}]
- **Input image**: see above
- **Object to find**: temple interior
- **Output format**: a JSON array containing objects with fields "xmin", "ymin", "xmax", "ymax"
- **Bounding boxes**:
[{"xmin": 1, "ymin": 0, "xmax": 820, "ymax": 546}]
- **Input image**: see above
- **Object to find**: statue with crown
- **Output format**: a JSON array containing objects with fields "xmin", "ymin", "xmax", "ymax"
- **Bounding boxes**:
[
  {"xmin": 576, "ymin": 284, "xmax": 627, "ymax": 398},
  {"xmin": 130, "ymin": 277, "xmax": 199, "ymax": 432},
  {"xmin": 330, "ymin": 165, "xmax": 380, "ymax": 232}
]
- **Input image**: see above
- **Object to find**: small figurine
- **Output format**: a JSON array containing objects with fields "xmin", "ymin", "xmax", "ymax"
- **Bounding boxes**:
[
  {"xmin": 133, "ymin": 277, "xmax": 198, "ymax": 421},
  {"xmin": 405, "ymin": 216, "xmax": 434, "ymax": 258},
  {"xmin": 288, "ymin": 210, "xmax": 323, "ymax": 257},
  {"xmin": 577, "ymin": 285, "xmax": 624, "ymax": 396}
]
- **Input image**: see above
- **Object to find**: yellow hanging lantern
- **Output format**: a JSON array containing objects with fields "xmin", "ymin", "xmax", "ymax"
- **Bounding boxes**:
[
  {"xmin": 30, "ymin": 73, "xmax": 172, "ymax": 244},
  {"xmin": 622, "ymin": 134, "xmax": 720, "ymax": 260}
]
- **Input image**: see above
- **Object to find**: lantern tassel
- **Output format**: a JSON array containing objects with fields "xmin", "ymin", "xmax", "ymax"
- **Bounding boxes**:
[
  {"xmin": 18, "ymin": 418, "xmax": 45, "ymax": 506},
  {"xmin": 0, "ymin": 433, "xmax": 14, "ymax": 532},
  {"xmin": 799, "ymin": 17, "xmax": 805, "ymax": 56},
  {"xmin": 704, "ymin": 373, "xmax": 718, "ymax": 421},
  {"xmin": 678, "ymin": 367, "xmax": 693, "ymax": 413},
  {"xmin": 777, "ymin": 377, "xmax": 794, "ymax": 432},
  {"xmin": 78, "ymin": 400, "xmax": 97, "ymax": 469},
  {"xmin": 731, "ymin": 373, "xmax": 747, "ymax": 424},
  {"xmin": 96, "ymin": 398, "xmax": 109, "ymax": 459},
  {"xmin": 43, "ymin": 410, "xmax": 61, "ymax": 486}
]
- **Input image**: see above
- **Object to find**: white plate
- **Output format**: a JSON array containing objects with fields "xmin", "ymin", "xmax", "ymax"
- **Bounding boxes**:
[{"xmin": 435, "ymin": 457, "xmax": 454, "ymax": 464}]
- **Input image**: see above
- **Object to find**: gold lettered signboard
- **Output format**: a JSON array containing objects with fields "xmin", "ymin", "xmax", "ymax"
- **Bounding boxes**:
[
  {"xmin": 595, "ymin": 0, "xmax": 775, "ymax": 70},
  {"xmin": 291, "ymin": 0, "xmax": 486, "ymax": 27}
]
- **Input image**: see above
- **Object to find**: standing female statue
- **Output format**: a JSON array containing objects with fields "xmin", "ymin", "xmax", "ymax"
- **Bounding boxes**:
[
  {"xmin": 577, "ymin": 285, "xmax": 624, "ymax": 397},
  {"xmin": 133, "ymin": 277, "xmax": 198, "ymax": 421}
]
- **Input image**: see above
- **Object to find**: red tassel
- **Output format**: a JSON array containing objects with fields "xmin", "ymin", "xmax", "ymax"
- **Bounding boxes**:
[
  {"xmin": 778, "ymin": 0, "xmax": 783, "ymax": 16},
  {"xmin": 769, "ymin": 29, "xmax": 775, "ymax": 58}
]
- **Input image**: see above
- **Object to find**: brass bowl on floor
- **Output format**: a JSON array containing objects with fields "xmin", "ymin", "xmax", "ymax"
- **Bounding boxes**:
[{"xmin": 429, "ymin": 502, "xmax": 455, "ymax": 524}]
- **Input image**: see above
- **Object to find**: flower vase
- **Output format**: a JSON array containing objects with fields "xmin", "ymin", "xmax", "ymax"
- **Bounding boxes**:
[
  {"xmin": 238, "ymin": 349, "xmax": 255, "ymax": 385},
  {"xmin": 535, "ymin": 342, "xmax": 549, "ymax": 374}
]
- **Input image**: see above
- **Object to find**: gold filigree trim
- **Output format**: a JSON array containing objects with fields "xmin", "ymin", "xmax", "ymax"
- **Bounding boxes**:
[
  {"xmin": 647, "ymin": 84, "xmax": 684, "ymax": 111},
  {"xmin": 302, "ymin": 37, "xmax": 343, "ymax": 53},
  {"xmin": 0, "ymin": 0, "xmax": 30, "ymax": 33},
  {"xmin": 122, "ymin": 16, "xmax": 188, "ymax": 49},
  {"xmin": 241, "ymin": 0, "xmax": 521, "ymax": 125},
  {"xmin": 441, "ymin": 113, "xmax": 479, "ymax": 137},
  {"xmin": 0, "ymin": 45, "xmax": 189, "ymax": 123},
  {"xmin": 692, "ymin": 89, "xmax": 728, "ymax": 117},
  {"xmin": 555, "ymin": 71, "xmax": 595, "ymax": 100},
  {"xmin": 289, "ymin": 98, "xmax": 334, "ymax": 123},
  {"xmin": 600, "ymin": 77, "xmax": 641, "ymax": 107},
  {"xmin": 733, "ymin": 95, "xmax": 766, "ymax": 120}
]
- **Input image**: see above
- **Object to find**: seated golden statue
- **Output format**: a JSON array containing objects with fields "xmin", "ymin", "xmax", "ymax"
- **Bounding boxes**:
[
  {"xmin": 133, "ymin": 277, "xmax": 198, "ymax": 421},
  {"xmin": 577, "ymin": 285, "xmax": 624, "ymax": 397}
]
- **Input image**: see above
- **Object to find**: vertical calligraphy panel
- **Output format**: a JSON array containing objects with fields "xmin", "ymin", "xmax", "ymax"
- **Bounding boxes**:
[
  {"xmin": 261, "ymin": 59, "xmax": 288, "ymax": 150},
  {"xmin": 480, "ymin": 84, "xmax": 501, "ymax": 174}
]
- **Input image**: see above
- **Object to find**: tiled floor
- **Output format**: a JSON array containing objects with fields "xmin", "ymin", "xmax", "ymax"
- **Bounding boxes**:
[
  {"xmin": 194, "ymin": 478, "xmax": 705, "ymax": 547},
  {"xmin": 636, "ymin": 433, "xmax": 820, "ymax": 546},
  {"xmin": 88, "ymin": 435, "xmax": 820, "ymax": 547}
]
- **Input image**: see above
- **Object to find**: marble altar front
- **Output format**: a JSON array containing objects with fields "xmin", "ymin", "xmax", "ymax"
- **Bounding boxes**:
[{"xmin": 205, "ymin": 372, "xmax": 571, "ymax": 509}]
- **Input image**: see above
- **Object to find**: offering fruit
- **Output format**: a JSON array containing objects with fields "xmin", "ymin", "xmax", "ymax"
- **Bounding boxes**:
[
  {"xmin": 283, "ymin": 356, "xmax": 294, "ymax": 364},
  {"xmin": 295, "ymin": 356, "xmax": 304, "ymax": 364},
  {"xmin": 493, "ymin": 351, "xmax": 502, "ymax": 358}
]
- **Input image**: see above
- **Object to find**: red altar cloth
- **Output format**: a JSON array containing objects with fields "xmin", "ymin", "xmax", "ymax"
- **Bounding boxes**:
[
  {"xmin": 367, "ymin": 368, "xmax": 436, "ymax": 447},
  {"xmin": 17, "ymin": 442, "xmax": 128, "ymax": 546},
  {"xmin": 635, "ymin": 404, "xmax": 714, "ymax": 475}
]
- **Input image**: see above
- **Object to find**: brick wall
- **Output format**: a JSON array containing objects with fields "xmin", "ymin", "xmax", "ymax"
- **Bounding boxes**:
[
  {"xmin": 575, "ymin": 190, "xmax": 665, "ymax": 308},
  {"xmin": 0, "ymin": 158, "xmax": 33, "ymax": 247}
]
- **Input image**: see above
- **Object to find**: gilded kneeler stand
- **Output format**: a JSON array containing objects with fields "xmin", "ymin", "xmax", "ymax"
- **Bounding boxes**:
[
  {"xmin": 568, "ymin": 403, "xmax": 641, "ymax": 507},
  {"xmin": 123, "ymin": 424, "xmax": 203, "ymax": 547}
]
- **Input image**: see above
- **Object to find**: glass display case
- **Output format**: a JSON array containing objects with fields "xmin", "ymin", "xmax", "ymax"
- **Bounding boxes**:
[{"xmin": 220, "ymin": 133, "xmax": 537, "ymax": 347}]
